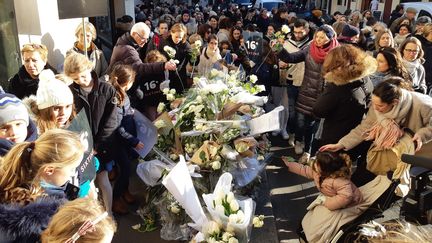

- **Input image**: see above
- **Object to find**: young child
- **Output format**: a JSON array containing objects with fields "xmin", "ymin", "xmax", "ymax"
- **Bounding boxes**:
[
  {"xmin": 109, "ymin": 64, "xmax": 144, "ymax": 214},
  {"xmin": 0, "ymin": 129, "xmax": 84, "ymax": 242},
  {"xmin": 24, "ymin": 69, "xmax": 75, "ymax": 134},
  {"xmin": 282, "ymin": 151, "xmax": 363, "ymax": 210},
  {"xmin": 132, "ymin": 50, "xmax": 168, "ymax": 121},
  {"xmin": 0, "ymin": 92, "xmax": 38, "ymax": 156},
  {"xmin": 64, "ymin": 52, "xmax": 118, "ymax": 213},
  {"xmin": 41, "ymin": 198, "xmax": 116, "ymax": 243}
]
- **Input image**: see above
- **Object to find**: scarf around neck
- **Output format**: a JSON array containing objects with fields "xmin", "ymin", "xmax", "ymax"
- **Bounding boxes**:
[
  {"xmin": 309, "ymin": 38, "xmax": 339, "ymax": 64},
  {"xmin": 365, "ymin": 89, "xmax": 413, "ymax": 149}
]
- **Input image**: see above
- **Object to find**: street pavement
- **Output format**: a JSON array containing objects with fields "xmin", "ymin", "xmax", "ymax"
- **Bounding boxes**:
[{"xmin": 112, "ymin": 134, "xmax": 315, "ymax": 242}]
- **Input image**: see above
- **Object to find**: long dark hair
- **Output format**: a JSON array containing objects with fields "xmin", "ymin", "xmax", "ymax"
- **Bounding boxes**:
[
  {"xmin": 108, "ymin": 64, "xmax": 135, "ymax": 106},
  {"xmin": 377, "ymin": 47, "xmax": 411, "ymax": 82}
]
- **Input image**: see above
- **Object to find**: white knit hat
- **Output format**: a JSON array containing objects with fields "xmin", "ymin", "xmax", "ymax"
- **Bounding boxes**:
[{"xmin": 36, "ymin": 70, "xmax": 74, "ymax": 109}]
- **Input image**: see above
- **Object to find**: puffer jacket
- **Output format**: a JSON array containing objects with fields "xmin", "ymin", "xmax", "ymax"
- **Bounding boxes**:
[
  {"xmin": 286, "ymin": 162, "xmax": 363, "ymax": 210},
  {"xmin": 313, "ymin": 55, "xmax": 376, "ymax": 145},
  {"xmin": 278, "ymin": 46, "xmax": 325, "ymax": 116}
]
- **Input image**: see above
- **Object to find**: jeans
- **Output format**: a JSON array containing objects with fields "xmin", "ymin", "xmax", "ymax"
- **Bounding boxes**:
[
  {"xmin": 295, "ymin": 112, "xmax": 319, "ymax": 153},
  {"xmin": 287, "ymin": 83, "xmax": 299, "ymax": 134}
]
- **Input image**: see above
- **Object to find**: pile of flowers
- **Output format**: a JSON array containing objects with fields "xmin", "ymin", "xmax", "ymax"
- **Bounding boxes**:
[{"xmin": 136, "ymin": 67, "xmax": 282, "ymax": 241}]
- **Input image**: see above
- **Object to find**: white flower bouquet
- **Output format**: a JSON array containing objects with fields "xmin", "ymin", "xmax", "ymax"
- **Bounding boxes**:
[{"xmin": 202, "ymin": 173, "xmax": 256, "ymax": 242}]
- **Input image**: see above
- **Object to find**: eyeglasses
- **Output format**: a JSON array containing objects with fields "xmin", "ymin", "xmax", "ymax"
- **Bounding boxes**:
[
  {"xmin": 404, "ymin": 48, "xmax": 419, "ymax": 53},
  {"xmin": 136, "ymin": 32, "xmax": 148, "ymax": 43}
]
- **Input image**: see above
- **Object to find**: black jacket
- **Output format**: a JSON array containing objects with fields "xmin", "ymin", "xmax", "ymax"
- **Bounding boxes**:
[
  {"xmin": 0, "ymin": 196, "xmax": 65, "ymax": 243},
  {"xmin": 70, "ymin": 72, "xmax": 118, "ymax": 159},
  {"xmin": 8, "ymin": 64, "xmax": 57, "ymax": 99},
  {"xmin": 154, "ymin": 36, "xmax": 192, "ymax": 93},
  {"xmin": 313, "ymin": 78, "xmax": 373, "ymax": 145},
  {"xmin": 0, "ymin": 119, "xmax": 38, "ymax": 156}
]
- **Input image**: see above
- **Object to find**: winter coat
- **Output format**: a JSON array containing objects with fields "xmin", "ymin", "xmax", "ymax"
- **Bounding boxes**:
[
  {"xmin": 8, "ymin": 64, "xmax": 57, "ymax": 99},
  {"xmin": 283, "ymin": 34, "xmax": 312, "ymax": 87},
  {"xmin": 67, "ymin": 42, "xmax": 108, "ymax": 78},
  {"xmin": 115, "ymin": 95, "xmax": 139, "ymax": 148},
  {"xmin": 0, "ymin": 119, "xmax": 38, "ymax": 156},
  {"xmin": 416, "ymin": 35, "xmax": 432, "ymax": 90},
  {"xmin": 278, "ymin": 46, "xmax": 324, "ymax": 116},
  {"xmin": 339, "ymin": 91, "xmax": 432, "ymax": 150},
  {"xmin": 69, "ymin": 72, "xmax": 118, "ymax": 160},
  {"xmin": 313, "ymin": 55, "xmax": 376, "ymax": 145},
  {"xmin": 369, "ymin": 71, "xmax": 392, "ymax": 87},
  {"xmin": 0, "ymin": 196, "xmax": 65, "ymax": 243},
  {"xmin": 109, "ymin": 33, "xmax": 165, "ymax": 80},
  {"xmin": 286, "ymin": 162, "xmax": 363, "ymax": 210},
  {"xmin": 156, "ymin": 36, "xmax": 192, "ymax": 93}
]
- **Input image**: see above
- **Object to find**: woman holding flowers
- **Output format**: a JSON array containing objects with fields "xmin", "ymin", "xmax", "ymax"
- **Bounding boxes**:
[
  {"xmin": 275, "ymin": 25, "xmax": 340, "ymax": 164},
  {"xmin": 153, "ymin": 23, "xmax": 192, "ymax": 93}
]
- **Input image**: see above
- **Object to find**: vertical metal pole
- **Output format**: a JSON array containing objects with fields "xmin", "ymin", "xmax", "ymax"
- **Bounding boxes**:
[{"xmin": 82, "ymin": 18, "xmax": 88, "ymax": 58}]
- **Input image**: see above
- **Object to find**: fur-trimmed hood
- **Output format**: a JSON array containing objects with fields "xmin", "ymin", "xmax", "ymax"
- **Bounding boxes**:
[
  {"xmin": 324, "ymin": 55, "xmax": 377, "ymax": 86},
  {"xmin": 0, "ymin": 196, "xmax": 65, "ymax": 242}
]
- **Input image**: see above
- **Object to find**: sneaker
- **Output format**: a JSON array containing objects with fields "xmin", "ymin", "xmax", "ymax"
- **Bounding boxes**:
[
  {"xmin": 294, "ymin": 141, "xmax": 304, "ymax": 154},
  {"xmin": 281, "ymin": 130, "xmax": 289, "ymax": 140},
  {"xmin": 288, "ymin": 134, "xmax": 295, "ymax": 147},
  {"xmin": 299, "ymin": 152, "xmax": 310, "ymax": 165},
  {"xmin": 272, "ymin": 131, "xmax": 279, "ymax": 136}
]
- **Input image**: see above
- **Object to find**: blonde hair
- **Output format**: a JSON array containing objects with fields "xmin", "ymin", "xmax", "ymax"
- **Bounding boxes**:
[
  {"xmin": 41, "ymin": 198, "xmax": 116, "ymax": 243},
  {"xmin": 75, "ymin": 22, "xmax": 97, "ymax": 41},
  {"xmin": 354, "ymin": 220, "xmax": 432, "ymax": 242},
  {"xmin": 170, "ymin": 23, "xmax": 188, "ymax": 43},
  {"xmin": 0, "ymin": 129, "xmax": 84, "ymax": 205},
  {"xmin": 189, "ymin": 33, "xmax": 203, "ymax": 45},
  {"xmin": 21, "ymin": 43, "xmax": 48, "ymax": 62},
  {"xmin": 25, "ymin": 97, "xmax": 76, "ymax": 134},
  {"xmin": 64, "ymin": 52, "xmax": 94, "ymax": 76},
  {"xmin": 422, "ymin": 23, "xmax": 432, "ymax": 38}
]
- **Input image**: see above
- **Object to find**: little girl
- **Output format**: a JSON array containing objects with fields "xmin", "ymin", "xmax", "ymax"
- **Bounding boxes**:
[
  {"xmin": 0, "ymin": 129, "xmax": 84, "ymax": 242},
  {"xmin": 41, "ymin": 198, "xmax": 116, "ymax": 243},
  {"xmin": 109, "ymin": 64, "xmax": 144, "ymax": 214},
  {"xmin": 282, "ymin": 151, "xmax": 363, "ymax": 210}
]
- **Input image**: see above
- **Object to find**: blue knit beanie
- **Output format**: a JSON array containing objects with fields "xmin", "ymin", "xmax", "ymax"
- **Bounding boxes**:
[{"xmin": 0, "ymin": 93, "xmax": 29, "ymax": 126}]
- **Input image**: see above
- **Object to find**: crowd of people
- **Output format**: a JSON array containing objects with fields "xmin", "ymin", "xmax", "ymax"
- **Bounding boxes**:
[{"xmin": 1, "ymin": 0, "xmax": 432, "ymax": 242}]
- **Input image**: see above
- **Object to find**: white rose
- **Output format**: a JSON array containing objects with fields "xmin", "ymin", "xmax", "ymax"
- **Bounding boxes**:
[
  {"xmin": 195, "ymin": 40, "xmax": 202, "ymax": 47},
  {"xmin": 210, "ymin": 69, "xmax": 219, "ymax": 77},
  {"xmin": 195, "ymin": 123, "xmax": 203, "ymax": 131},
  {"xmin": 228, "ymin": 237, "xmax": 239, "ymax": 243},
  {"xmin": 196, "ymin": 95, "xmax": 202, "ymax": 103},
  {"xmin": 236, "ymin": 210, "xmax": 245, "ymax": 223},
  {"xmin": 228, "ymin": 214, "xmax": 238, "ymax": 224},
  {"xmin": 215, "ymin": 204, "xmax": 225, "ymax": 216},
  {"xmin": 157, "ymin": 102, "xmax": 165, "ymax": 113},
  {"xmin": 166, "ymin": 93, "xmax": 175, "ymax": 101},
  {"xmin": 253, "ymin": 216, "xmax": 264, "ymax": 228},
  {"xmin": 226, "ymin": 192, "xmax": 235, "ymax": 203},
  {"xmin": 229, "ymin": 200, "xmax": 239, "ymax": 212},
  {"xmin": 249, "ymin": 74, "xmax": 258, "ymax": 83},
  {"xmin": 169, "ymin": 153, "xmax": 179, "ymax": 161},
  {"xmin": 154, "ymin": 120, "xmax": 166, "ymax": 129},
  {"xmin": 208, "ymin": 221, "xmax": 220, "ymax": 235},
  {"xmin": 281, "ymin": 25, "xmax": 290, "ymax": 34},
  {"xmin": 207, "ymin": 237, "xmax": 216, "ymax": 243},
  {"xmin": 232, "ymin": 121, "xmax": 241, "ymax": 128},
  {"xmin": 257, "ymin": 155, "xmax": 265, "ymax": 161},
  {"xmin": 170, "ymin": 205, "xmax": 180, "ymax": 214},
  {"xmin": 256, "ymin": 85, "xmax": 266, "ymax": 92},
  {"xmin": 222, "ymin": 232, "xmax": 233, "ymax": 241},
  {"xmin": 211, "ymin": 161, "xmax": 221, "ymax": 170},
  {"xmin": 170, "ymin": 88, "xmax": 176, "ymax": 94},
  {"xmin": 162, "ymin": 88, "xmax": 170, "ymax": 95}
]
